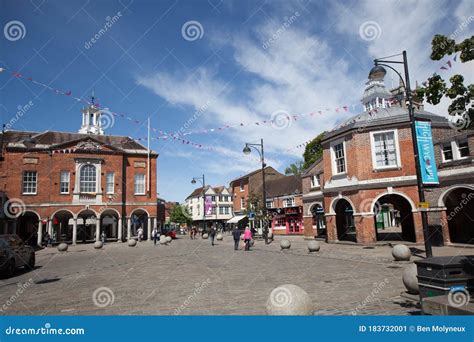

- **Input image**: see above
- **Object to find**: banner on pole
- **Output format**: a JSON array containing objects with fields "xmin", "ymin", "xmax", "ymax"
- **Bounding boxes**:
[{"xmin": 415, "ymin": 120, "xmax": 439, "ymax": 185}]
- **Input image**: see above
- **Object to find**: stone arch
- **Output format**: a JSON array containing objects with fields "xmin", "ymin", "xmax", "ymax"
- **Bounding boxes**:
[
  {"xmin": 442, "ymin": 186, "xmax": 474, "ymax": 244},
  {"xmin": 438, "ymin": 185, "xmax": 474, "ymax": 207},
  {"xmin": 329, "ymin": 196, "xmax": 356, "ymax": 215},
  {"xmin": 16, "ymin": 210, "xmax": 41, "ymax": 245},
  {"xmin": 76, "ymin": 209, "xmax": 99, "ymax": 243},
  {"xmin": 333, "ymin": 198, "xmax": 356, "ymax": 242},
  {"xmin": 130, "ymin": 208, "xmax": 149, "ymax": 240},
  {"xmin": 100, "ymin": 208, "xmax": 121, "ymax": 240},
  {"xmin": 51, "ymin": 209, "xmax": 75, "ymax": 243},
  {"xmin": 372, "ymin": 191, "xmax": 417, "ymax": 213}
]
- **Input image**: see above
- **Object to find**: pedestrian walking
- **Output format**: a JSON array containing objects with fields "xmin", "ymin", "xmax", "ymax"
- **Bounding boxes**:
[
  {"xmin": 101, "ymin": 231, "xmax": 106, "ymax": 244},
  {"xmin": 210, "ymin": 226, "xmax": 216, "ymax": 246},
  {"xmin": 152, "ymin": 227, "xmax": 159, "ymax": 246},
  {"xmin": 232, "ymin": 227, "xmax": 241, "ymax": 250},
  {"xmin": 243, "ymin": 226, "xmax": 252, "ymax": 251},
  {"xmin": 137, "ymin": 227, "xmax": 144, "ymax": 242}
]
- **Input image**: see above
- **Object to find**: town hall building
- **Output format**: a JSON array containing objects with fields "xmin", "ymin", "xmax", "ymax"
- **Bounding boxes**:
[{"xmin": 0, "ymin": 102, "xmax": 159, "ymax": 245}]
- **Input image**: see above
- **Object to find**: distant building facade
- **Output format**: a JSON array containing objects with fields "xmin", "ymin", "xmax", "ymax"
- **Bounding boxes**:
[
  {"xmin": 0, "ymin": 103, "xmax": 159, "ymax": 245},
  {"xmin": 184, "ymin": 186, "xmax": 233, "ymax": 229}
]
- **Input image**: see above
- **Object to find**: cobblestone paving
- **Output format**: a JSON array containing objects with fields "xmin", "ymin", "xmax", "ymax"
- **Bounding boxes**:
[{"xmin": 0, "ymin": 235, "xmax": 468, "ymax": 315}]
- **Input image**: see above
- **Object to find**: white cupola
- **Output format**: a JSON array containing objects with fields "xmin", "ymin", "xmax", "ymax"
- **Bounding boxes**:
[
  {"xmin": 78, "ymin": 95, "xmax": 104, "ymax": 135},
  {"xmin": 361, "ymin": 66, "xmax": 393, "ymax": 112}
]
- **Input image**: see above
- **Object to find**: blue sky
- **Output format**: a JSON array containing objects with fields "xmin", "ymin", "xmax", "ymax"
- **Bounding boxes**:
[{"xmin": 1, "ymin": 0, "xmax": 472, "ymax": 202}]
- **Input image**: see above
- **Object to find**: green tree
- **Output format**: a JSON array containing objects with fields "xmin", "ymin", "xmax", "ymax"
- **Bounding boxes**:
[
  {"xmin": 244, "ymin": 192, "xmax": 266, "ymax": 222},
  {"xmin": 303, "ymin": 132, "xmax": 325, "ymax": 169},
  {"xmin": 285, "ymin": 160, "xmax": 304, "ymax": 176},
  {"xmin": 169, "ymin": 205, "xmax": 192, "ymax": 226},
  {"xmin": 415, "ymin": 34, "xmax": 473, "ymax": 128}
]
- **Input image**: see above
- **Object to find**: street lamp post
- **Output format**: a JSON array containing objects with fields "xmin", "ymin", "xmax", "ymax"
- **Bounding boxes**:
[
  {"xmin": 191, "ymin": 174, "xmax": 206, "ymax": 235},
  {"xmin": 243, "ymin": 138, "xmax": 269, "ymax": 244},
  {"xmin": 371, "ymin": 50, "xmax": 433, "ymax": 258}
]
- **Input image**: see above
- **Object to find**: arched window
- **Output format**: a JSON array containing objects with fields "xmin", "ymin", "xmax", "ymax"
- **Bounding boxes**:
[{"xmin": 80, "ymin": 164, "xmax": 96, "ymax": 193}]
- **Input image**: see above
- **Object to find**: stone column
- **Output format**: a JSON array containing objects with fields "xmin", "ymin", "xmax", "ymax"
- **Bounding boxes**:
[
  {"xmin": 413, "ymin": 211, "xmax": 424, "ymax": 243},
  {"xmin": 355, "ymin": 215, "xmax": 377, "ymax": 244},
  {"xmin": 325, "ymin": 214, "xmax": 337, "ymax": 242},
  {"xmin": 117, "ymin": 217, "xmax": 122, "ymax": 242},
  {"xmin": 72, "ymin": 218, "xmax": 77, "ymax": 245},
  {"xmin": 153, "ymin": 217, "xmax": 157, "ymax": 229},
  {"xmin": 127, "ymin": 217, "xmax": 131, "ymax": 240},
  {"xmin": 147, "ymin": 217, "xmax": 152, "ymax": 241},
  {"xmin": 37, "ymin": 220, "xmax": 43, "ymax": 246},
  {"xmin": 303, "ymin": 216, "xmax": 314, "ymax": 239},
  {"xmin": 95, "ymin": 218, "xmax": 100, "ymax": 242},
  {"xmin": 439, "ymin": 209, "xmax": 451, "ymax": 245},
  {"xmin": 48, "ymin": 219, "xmax": 53, "ymax": 235}
]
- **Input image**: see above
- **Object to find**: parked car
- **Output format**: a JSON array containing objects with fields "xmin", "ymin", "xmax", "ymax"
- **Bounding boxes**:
[
  {"xmin": 0, "ymin": 235, "xmax": 35, "ymax": 278},
  {"xmin": 162, "ymin": 228, "xmax": 177, "ymax": 239}
]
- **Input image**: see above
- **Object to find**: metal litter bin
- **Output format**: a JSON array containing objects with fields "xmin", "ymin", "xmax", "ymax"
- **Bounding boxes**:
[{"xmin": 415, "ymin": 255, "xmax": 474, "ymax": 304}]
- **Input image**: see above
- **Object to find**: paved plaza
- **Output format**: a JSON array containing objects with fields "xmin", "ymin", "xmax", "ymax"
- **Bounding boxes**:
[{"xmin": 0, "ymin": 236, "xmax": 470, "ymax": 316}]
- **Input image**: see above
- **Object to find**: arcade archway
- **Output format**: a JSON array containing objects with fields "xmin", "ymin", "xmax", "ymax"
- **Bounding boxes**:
[
  {"xmin": 334, "ymin": 199, "xmax": 356, "ymax": 242},
  {"xmin": 444, "ymin": 187, "xmax": 474, "ymax": 244},
  {"xmin": 373, "ymin": 194, "xmax": 416, "ymax": 242}
]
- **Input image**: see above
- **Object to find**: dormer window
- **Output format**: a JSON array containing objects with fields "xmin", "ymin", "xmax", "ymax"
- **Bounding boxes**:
[{"xmin": 311, "ymin": 175, "xmax": 320, "ymax": 188}]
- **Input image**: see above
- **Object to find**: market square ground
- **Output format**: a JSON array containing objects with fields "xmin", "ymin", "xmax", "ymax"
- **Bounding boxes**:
[{"xmin": 0, "ymin": 236, "xmax": 470, "ymax": 315}]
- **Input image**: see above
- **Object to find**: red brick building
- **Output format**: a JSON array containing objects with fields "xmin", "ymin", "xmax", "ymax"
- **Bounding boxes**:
[
  {"xmin": 0, "ymin": 104, "xmax": 158, "ymax": 245},
  {"xmin": 302, "ymin": 67, "xmax": 474, "ymax": 245},
  {"xmin": 265, "ymin": 175, "xmax": 303, "ymax": 235}
]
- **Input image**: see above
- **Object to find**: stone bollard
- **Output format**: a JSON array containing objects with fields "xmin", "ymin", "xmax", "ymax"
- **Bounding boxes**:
[
  {"xmin": 266, "ymin": 284, "xmax": 313, "ymax": 315},
  {"xmin": 57, "ymin": 243, "xmax": 68, "ymax": 252},
  {"xmin": 94, "ymin": 241, "xmax": 103, "ymax": 249},
  {"xmin": 160, "ymin": 236, "xmax": 167, "ymax": 245},
  {"xmin": 392, "ymin": 244, "xmax": 411, "ymax": 261},
  {"xmin": 402, "ymin": 263, "xmax": 419, "ymax": 294},
  {"xmin": 165, "ymin": 236, "xmax": 172, "ymax": 243},
  {"xmin": 280, "ymin": 240, "xmax": 291, "ymax": 250},
  {"xmin": 202, "ymin": 233, "xmax": 209, "ymax": 239},
  {"xmin": 307, "ymin": 241, "xmax": 320, "ymax": 252},
  {"xmin": 128, "ymin": 239, "xmax": 137, "ymax": 247},
  {"xmin": 216, "ymin": 233, "xmax": 223, "ymax": 241}
]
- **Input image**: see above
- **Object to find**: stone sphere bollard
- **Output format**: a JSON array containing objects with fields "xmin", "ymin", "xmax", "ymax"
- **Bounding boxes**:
[
  {"xmin": 307, "ymin": 241, "xmax": 320, "ymax": 252},
  {"xmin": 57, "ymin": 243, "xmax": 68, "ymax": 252},
  {"xmin": 160, "ymin": 236, "xmax": 167, "ymax": 245},
  {"xmin": 202, "ymin": 233, "xmax": 209, "ymax": 239},
  {"xmin": 266, "ymin": 284, "xmax": 313, "ymax": 315},
  {"xmin": 216, "ymin": 233, "xmax": 223, "ymax": 241},
  {"xmin": 128, "ymin": 239, "xmax": 137, "ymax": 247},
  {"xmin": 392, "ymin": 244, "xmax": 411, "ymax": 261},
  {"xmin": 402, "ymin": 264, "xmax": 419, "ymax": 294},
  {"xmin": 165, "ymin": 236, "xmax": 172, "ymax": 243},
  {"xmin": 94, "ymin": 241, "xmax": 103, "ymax": 249},
  {"xmin": 280, "ymin": 240, "xmax": 291, "ymax": 250}
]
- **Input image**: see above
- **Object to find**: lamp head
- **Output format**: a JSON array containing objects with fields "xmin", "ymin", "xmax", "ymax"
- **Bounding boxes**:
[
  {"xmin": 191, "ymin": 179, "xmax": 196, "ymax": 184},
  {"xmin": 368, "ymin": 65, "xmax": 387, "ymax": 80},
  {"xmin": 243, "ymin": 144, "xmax": 251, "ymax": 155}
]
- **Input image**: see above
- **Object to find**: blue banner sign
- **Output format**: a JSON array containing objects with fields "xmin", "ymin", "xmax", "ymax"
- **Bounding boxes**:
[
  {"xmin": 415, "ymin": 120, "xmax": 439, "ymax": 185},
  {"xmin": 0, "ymin": 316, "xmax": 472, "ymax": 342}
]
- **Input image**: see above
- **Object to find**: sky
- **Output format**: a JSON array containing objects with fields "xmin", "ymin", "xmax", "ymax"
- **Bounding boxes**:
[{"xmin": 1, "ymin": 0, "xmax": 473, "ymax": 202}]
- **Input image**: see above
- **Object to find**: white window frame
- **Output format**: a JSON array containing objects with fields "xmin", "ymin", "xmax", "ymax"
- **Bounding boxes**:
[
  {"xmin": 441, "ymin": 142, "xmax": 454, "ymax": 162},
  {"xmin": 456, "ymin": 139, "xmax": 469, "ymax": 160},
  {"xmin": 330, "ymin": 138, "xmax": 347, "ymax": 176},
  {"xmin": 22, "ymin": 171, "xmax": 37, "ymax": 195},
  {"xmin": 79, "ymin": 164, "xmax": 97, "ymax": 193},
  {"xmin": 134, "ymin": 173, "xmax": 146, "ymax": 195},
  {"xmin": 266, "ymin": 200, "xmax": 273, "ymax": 208},
  {"xmin": 370, "ymin": 129, "xmax": 402, "ymax": 170},
  {"xmin": 239, "ymin": 181, "xmax": 244, "ymax": 192},
  {"xmin": 310, "ymin": 174, "xmax": 320, "ymax": 188},
  {"xmin": 60, "ymin": 171, "xmax": 70, "ymax": 194},
  {"xmin": 106, "ymin": 172, "xmax": 115, "ymax": 194},
  {"xmin": 283, "ymin": 197, "xmax": 295, "ymax": 208},
  {"xmin": 240, "ymin": 198, "xmax": 245, "ymax": 209}
]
